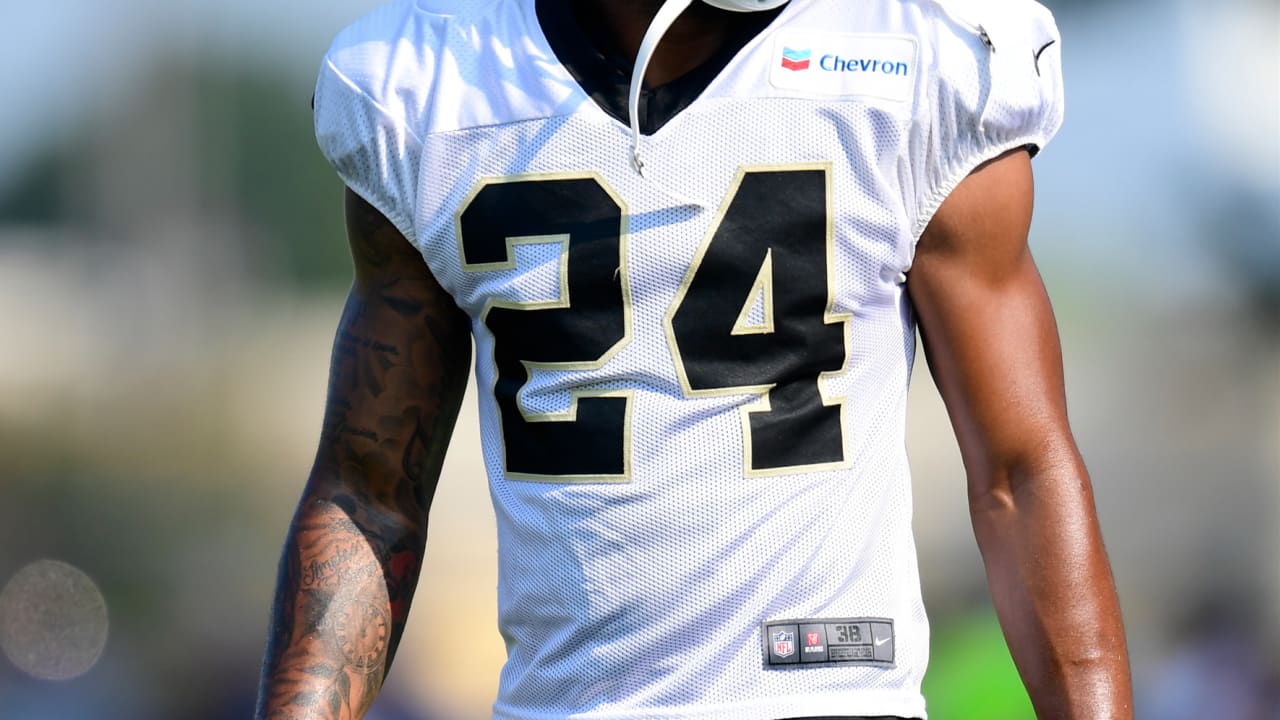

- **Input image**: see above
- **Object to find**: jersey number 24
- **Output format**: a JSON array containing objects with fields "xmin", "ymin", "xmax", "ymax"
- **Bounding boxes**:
[{"xmin": 457, "ymin": 165, "xmax": 850, "ymax": 482}]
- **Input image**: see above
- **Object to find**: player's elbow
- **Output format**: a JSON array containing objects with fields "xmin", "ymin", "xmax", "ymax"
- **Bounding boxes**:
[
  {"xmin": 302, "ymin": 456, "xmax": 432, "ymax": 533},
  {"xmin": 965, "ymin": 436, "xmax": 1087, "ymax": 521}
]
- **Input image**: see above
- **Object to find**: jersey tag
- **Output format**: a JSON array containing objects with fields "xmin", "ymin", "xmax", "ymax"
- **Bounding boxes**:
[
  {"xmin": 769, "ymin": 32, "xmax": 918, "ymax": 103},
  {"xmin": 762, "ymin": 617, "xmax": 895, "ymax": 667}
]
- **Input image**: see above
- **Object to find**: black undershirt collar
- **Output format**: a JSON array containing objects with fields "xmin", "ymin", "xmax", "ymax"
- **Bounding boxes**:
[{"xmin": 534, "ymin": 0, "xmax": 786, "ymax": 135}]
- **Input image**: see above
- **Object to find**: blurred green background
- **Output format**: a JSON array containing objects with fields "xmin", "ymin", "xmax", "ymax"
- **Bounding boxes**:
[{"xmin": 0, "ymin": 1, "xmax": 1276, "ymax": 718}]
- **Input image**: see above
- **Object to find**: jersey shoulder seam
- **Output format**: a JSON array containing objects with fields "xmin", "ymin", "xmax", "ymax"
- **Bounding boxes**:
[{"xmin": 321, "ymin": 55, "xmax": 426, "ymax": 149}]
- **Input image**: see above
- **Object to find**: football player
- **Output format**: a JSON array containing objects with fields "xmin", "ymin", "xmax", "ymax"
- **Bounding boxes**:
[{"xmin": 256, "ymin": 1, "xmax": 1133, "ymax": 718}]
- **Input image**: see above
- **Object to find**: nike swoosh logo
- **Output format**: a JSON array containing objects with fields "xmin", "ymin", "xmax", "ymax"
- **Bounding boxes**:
[
  {"xmin": 874, "ymin": 636, "xmax": 891, "ymax": 647},
  {"xmin": 1034, "ymin": 40, "xmax": 1056, "ymax": 76}
]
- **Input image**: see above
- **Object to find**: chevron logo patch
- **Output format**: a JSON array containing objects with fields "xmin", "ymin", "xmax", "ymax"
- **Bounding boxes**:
[{"xmin": 780, "ymin": 47, "xmax": 811, "ymax": 72}]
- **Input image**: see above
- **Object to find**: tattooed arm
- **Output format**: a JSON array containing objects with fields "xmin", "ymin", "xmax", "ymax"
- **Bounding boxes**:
[{"xmin": 256, "ymin": 189, "xmax": 472, "ymax": 720}]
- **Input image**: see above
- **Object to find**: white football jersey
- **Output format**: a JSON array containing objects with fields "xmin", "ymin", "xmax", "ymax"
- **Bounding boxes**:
[{"xmin": 314, "ymin": 1, "xmax": 1063, "ymax": 718}]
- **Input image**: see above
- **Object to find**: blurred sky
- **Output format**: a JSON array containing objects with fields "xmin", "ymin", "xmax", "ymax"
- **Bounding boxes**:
[{"xmin": 2, "ymin": 0, "xmax": 1276, "ymax": 302}]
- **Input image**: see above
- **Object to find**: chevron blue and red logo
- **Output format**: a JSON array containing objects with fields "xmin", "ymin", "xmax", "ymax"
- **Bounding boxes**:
[{"xmin": 780, "ymin": 47, "xmax": 811, "ymax": 71}]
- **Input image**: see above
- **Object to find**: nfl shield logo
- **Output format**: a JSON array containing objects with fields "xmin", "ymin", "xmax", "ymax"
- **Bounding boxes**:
[{"xmin": 772, "ymin": 630, "xmax": 796, "ymax": 658}]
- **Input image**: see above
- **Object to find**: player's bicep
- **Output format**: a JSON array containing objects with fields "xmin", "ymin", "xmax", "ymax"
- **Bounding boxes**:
[
  {"xmin": 906, "ymin": 150, "xmax": 1074, "ymax": 491},
  {"xmin": 308, "ymin": 189, "xmax": 471, "ymax": 512}
]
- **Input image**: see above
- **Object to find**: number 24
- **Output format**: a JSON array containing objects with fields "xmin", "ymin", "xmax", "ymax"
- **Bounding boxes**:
[{"xmin": 457, "ymin": 165, "xmax": 850, "ymax": 482}]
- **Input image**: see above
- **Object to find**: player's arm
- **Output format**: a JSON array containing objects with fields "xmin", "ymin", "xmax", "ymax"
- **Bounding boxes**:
[
  {"xmin": 255, "ymin": 188, "xmax": 471, "ymax": 720},
  {"xmin": 907, "ymin": 149, "xmax": 1133, "ymax": 718}
]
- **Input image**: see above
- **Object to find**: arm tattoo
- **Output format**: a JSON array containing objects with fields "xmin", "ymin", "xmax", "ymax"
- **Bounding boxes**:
[
  {"xmin": 257, "ymin": 191, "xmax": 470, "ymax": 719},
  {"xmin": 263, "ymin": 507, "xmax": 396, "ymax": 719}
]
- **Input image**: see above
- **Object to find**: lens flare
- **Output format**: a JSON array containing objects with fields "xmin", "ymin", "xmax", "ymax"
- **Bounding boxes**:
[{"xmin": 0, "ymin": 560, "xmax": 109, "ymax": 681}]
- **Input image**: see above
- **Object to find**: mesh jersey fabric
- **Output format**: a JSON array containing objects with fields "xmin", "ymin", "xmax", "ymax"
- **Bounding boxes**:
[{"xmin": 313, "ymin": 2, "xmax": 1064, "ymax": 719}]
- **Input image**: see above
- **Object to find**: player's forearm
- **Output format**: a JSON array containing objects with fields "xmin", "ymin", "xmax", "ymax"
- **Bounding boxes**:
[
  {"xmin": 256, "ymin": 483, "xmax": 427, "ymax": 720},
  {"xmin": 970, "ymin": 450, "xmax": 1132, "ymax": 719}
]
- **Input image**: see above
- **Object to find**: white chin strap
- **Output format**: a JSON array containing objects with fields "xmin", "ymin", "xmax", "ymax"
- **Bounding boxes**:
[
  {"xmin": 627, "ymin": 0, "xmax": 789, "ymax": 188},
  {"xmin": 703, "ymin": 0, "xmax": 790, "ymax": 10},
  {"xmin": 627, "ymin": 0, "xmax": 692, "ymax": 176}
]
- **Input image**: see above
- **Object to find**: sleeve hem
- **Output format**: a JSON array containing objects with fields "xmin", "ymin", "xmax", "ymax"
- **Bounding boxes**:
[
  {"xmin": 909, "ymin": 135, "xmax": 1047, "ymax": 253},
  {"xmin": 343, "ymin": 184, "xmax": 418, "ymax": 248}
]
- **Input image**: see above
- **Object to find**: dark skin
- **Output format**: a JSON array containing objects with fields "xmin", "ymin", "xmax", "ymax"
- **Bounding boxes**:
[
  {"xmin": 910, "ymin": 150, "xmax": 1133, "ymax": 718},
  {"xmin": 256, "ymin": 190, "xmax": 471, "ymax": 718},
  {"xmin": 572, "ymin": 0, "xmax": 743, "ymax": 86},
  {"xmin": 258, "ymin": 3, "xmax": 1132, "ymax": 718}
]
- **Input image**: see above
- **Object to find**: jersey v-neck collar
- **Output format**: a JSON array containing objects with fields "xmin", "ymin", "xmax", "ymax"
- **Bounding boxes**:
[{"xmin": 534, "ymin": 0, "xmax": 786, "ymax": 135}]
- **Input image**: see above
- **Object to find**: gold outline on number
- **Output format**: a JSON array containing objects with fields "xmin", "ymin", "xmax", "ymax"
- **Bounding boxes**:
[
  {"xmin": 456, "ymin": 171, "xmax": 633, "ymax": 484},
  {"xmin": 663, "ymin": 162, "xmax": 852, "ymax": 478},
  {"xmin": 730, "ymin": 247, "xmax": 775, "ymax": 336}
]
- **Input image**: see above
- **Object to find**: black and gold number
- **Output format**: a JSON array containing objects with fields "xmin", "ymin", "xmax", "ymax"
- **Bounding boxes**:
[
  {"xmin": 667, "ymin": 165, "xmax": 849, "ymax": 475},
  {"xmin": 456, "ymin": 165, "xmax": 849, "ymax": 482},
  {"xmin": 457, "ymin": 173, "xmax": 631, "ymax": 482}
]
